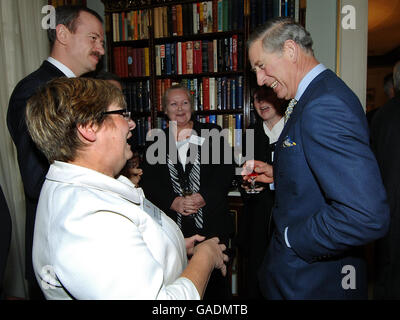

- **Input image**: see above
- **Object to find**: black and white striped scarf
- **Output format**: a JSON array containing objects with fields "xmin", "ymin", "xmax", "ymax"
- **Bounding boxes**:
[{"xmin": 167, "ymin": 147, "xmax": 203, "ymax": 229}]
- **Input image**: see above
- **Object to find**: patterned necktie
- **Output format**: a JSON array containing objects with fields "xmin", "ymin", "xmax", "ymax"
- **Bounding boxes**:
[{"xmin": 284, "ymin": 98, "xmax": 297, "ymax": 124}]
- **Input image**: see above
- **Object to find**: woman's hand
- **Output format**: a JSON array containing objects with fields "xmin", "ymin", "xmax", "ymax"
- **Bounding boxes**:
[
  {"xmin": 182, "ymin": 193, "xmax": 205, "ymax": 215},
  {"xmin": 185, "ymin": 234, "xmax": 206, "ymax": 256},
  {"xmin": 171, "ymin": 193, "xmax": 206, "ymax": 216},
  {"xmin": 192, "ymin": 237, "xmax": 229, "ymax": 276},
  {"xmin": 170, "ymin": 196, "xmax": 186, "ymax": 214}
]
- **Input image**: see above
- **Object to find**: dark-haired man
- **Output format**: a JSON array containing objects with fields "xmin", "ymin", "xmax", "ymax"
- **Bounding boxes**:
[{"xmin": 7, "ymin": 5, "xmax": 104, "ymax": 299}]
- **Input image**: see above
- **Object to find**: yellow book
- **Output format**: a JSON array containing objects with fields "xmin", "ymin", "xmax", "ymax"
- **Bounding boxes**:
[
  {"xmin": 199, "ymin": 2, "xmax": 204, "ymax": 33},
  {"xmin": 144, "ymin": 47, "xmax": 150, "ymax": 76}
]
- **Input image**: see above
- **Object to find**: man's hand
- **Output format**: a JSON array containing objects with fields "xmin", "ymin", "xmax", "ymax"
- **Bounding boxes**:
[{"xmin": 242, "ymin": 160, "xmax": 274, "ymax": 184}]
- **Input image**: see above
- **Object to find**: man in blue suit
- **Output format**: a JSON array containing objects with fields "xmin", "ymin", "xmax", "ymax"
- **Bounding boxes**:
[{"xmin": 245, "ymin": 17, "xmax": 390, "ymax": 299}]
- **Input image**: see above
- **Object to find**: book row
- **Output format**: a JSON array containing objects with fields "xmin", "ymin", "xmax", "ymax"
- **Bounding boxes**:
[
  {"xmin": 154, "ymin": 0, "xmax": 244, "ymax": 38},
  {"xmin": 111, "ymin": 9, "xmax": 150, "ymax": 42},
  {"xmin": 123, "ymin": 80, "xmax": 151, "ymax": 113},
  {"xmin": 113, "ymin": 47, "xmax": 150, "ymax": 78},
  {"xmin": 156, "ymin": 76, "xmax": 244, "ymax": 112},
  {"xmin": 250, "ymin": 0, "xmax": 299, "ymax": 29},
  {"xmin": 155, "ymin": 36, "xmax": 243, "ymax": 76}
]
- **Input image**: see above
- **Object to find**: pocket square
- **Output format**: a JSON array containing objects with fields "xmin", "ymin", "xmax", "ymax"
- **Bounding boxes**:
[{"xmin": 282, "ymin": 136, "xmax": 296, "ymax": 148}]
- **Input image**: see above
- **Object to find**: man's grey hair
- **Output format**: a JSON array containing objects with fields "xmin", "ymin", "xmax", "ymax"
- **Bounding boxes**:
[
  {"xmin": 247, "ymin": 17, "xmax": 314, "ymax": 56},
  {"xmin": 393, "ymin": 61, "xmax": 400, "ymax": 95}
]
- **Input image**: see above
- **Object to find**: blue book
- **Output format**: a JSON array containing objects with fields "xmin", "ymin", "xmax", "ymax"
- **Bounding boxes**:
[
  {"xmin": 165, "ymin": 43, "xmax": 172, "ymax": 75},
  {"xmin": 209, "ymin": 115, "xmax": 217, "ymax": 124},
  {"xmin": 237, "ymin": 76, "xmax": 243, "ymax": 109},
  {"xmin": 235, "ymin": 114, "xmax": 242, "ymax": 148}
]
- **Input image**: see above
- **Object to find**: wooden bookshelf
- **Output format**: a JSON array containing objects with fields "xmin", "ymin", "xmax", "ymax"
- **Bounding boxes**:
[{"xmin": 102, "ymin": 0, "xmax": 300, "ymax": 148}]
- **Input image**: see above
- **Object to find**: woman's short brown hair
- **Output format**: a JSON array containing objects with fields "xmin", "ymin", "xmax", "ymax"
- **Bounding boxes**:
[{"xmin": 26, "ymin": 77, "xmax": 126, "ymax": 163}]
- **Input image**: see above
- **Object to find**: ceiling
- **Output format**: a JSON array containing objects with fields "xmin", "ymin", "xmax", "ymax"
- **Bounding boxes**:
[{"xmin": 368, "ymin": 0, "xmax": 400, "ymax": 56}]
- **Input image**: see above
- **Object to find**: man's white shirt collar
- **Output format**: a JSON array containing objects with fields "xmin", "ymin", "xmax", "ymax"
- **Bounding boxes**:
[{"xmin": 47, "ymin": 57, "xmax": 77, "ymax": 78}]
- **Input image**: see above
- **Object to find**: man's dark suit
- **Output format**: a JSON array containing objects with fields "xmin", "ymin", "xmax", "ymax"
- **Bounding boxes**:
[
  {"xmin": 370, "ymin": 94, "xmax": 400, "ymax": 299},
  {"xmin": 7, "ymin": 60, "xmax": 66, "ymax": 292},
  {"xmin": 258, "ymin": 69, "xmax": 390, "ymax": 299}
]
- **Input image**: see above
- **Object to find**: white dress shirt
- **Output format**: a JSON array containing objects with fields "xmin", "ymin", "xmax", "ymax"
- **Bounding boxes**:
[
  {"xmin": 32, "ymin": 161, "xmax": 199, "ymax": 300},
  {"xmin": 46, "ymin": 57, "xmax": 76, "ymax": 78}
]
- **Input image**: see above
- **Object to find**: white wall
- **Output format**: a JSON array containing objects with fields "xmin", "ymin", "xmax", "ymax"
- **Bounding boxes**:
[
  {"xmin": 338, "ymin": 0, "xmax": 368, "ymax": 109},
  {"xmin": 307, "ymin": 0, "xmax": 368, "ymax": 110},
  {"xmin": 306, "ymin": 0, "xmax": 338, "ymax": 72}
]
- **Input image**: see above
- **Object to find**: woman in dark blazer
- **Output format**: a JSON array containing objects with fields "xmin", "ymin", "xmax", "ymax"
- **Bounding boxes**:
[
  {"xmin": 141, "ymin": 84, "xmax": 235, "ymax": 299},
  {"xmin": 239, "ymin": 86, "xmax": 286, "ymax": 299}
]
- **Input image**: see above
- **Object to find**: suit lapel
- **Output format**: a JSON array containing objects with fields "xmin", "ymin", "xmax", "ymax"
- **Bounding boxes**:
[{"xmin": 275, "ymin": 69, "xmax": 332, "ymax": 162}]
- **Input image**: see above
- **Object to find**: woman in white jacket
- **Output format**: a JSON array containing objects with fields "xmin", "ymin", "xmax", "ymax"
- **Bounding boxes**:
[{"xmin": 25, "ymin": 77, "xmax": 228, "ymax": 300}]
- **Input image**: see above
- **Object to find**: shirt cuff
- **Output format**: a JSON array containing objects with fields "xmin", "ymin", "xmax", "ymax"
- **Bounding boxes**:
[{"xmin": 284, "ymin": 227, "xmax": 291, "ymax": 248}]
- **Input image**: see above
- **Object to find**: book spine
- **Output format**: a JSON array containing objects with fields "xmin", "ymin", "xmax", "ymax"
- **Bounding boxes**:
[
  {"xmin": 232, "ymin": 34, "xmax": 238, "ymax": 71},
  {"xmin": 194, "ymin": 40, "xmax": 202, "ymax": 74},
  {"xmin": 186, "ymin": 41, "xmax": 193, "ymax": 74},
  {"xmin": 202, "ymin": 40, "xmax": 208, "ymax": 73},
  {"xmin": 182, "ymin": 42, "xmax": 187, "ymax": 74},
  {"xmin": 165, "ymin": 43, "xmax": 171, "ymax": 75},
  {"xmin": 217, "ymin": 0, "xmax": 223, "ymax": 32},
  {"xmin": 213, "ymin": 39, "xmax": 218, "ymax": 72},
  {"xmin": 177, "ymin": 4, "xmax": 183, "ymax": 36},
  {"xmin": 172, "ymin": 5, "xmax": 177, "ymax": 36},
  {"xmin": 209, "ymin": 77, "xmax": 216, "ymax": 110},
  {"xmin": 207, "ymin": 40, "xmax": 213, "ymax": 73},
  {"xmin": 202, "ymin": 77, "xmax": 210, "ymax": 110}
]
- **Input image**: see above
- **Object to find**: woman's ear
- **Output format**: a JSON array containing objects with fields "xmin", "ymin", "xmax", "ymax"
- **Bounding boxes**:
[{"xmin": 77, "ymin": 122, "xmax": 98, "ymax": 143}]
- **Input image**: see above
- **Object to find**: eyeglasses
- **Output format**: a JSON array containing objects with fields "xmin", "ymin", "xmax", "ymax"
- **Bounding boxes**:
[{"xmin": 102, "ymin": 108, "xmax": 131, "ymax": 120}]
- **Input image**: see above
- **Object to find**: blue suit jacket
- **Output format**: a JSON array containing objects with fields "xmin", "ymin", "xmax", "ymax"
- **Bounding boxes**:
[{"xmin": 258, "ymin": 69, "xmax": 390, "ymax": 299}]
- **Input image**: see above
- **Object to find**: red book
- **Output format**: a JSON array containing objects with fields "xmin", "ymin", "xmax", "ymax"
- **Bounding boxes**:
[
  {"xmin": 156, "ymin": 79, "xmax": 162, "ymax": 111},
  {"xmin": 122, "ymin": 46, "xmax": 128, "ymax": 77},
  {"xmin": 136, "ymin": 48, "xmax": 141, "ymax": 77},
  {"xmin": 113, "ymin": 47, "xmax": 118, "ymax": 77},
  {"xmin": 127, "ymin": 47, "xmax": 133, "ymax": 77},
  {"xmin": 212, "ymin": 0, "xmax": 218, "ymax": 32},
  {"xmin": 181, "ymin": 42, "xmax": 187, "ymax": 74},
  {"xmin": 232, "ymin": 34, "xmax": 238, "ymax": 71},
  {"xmin": 193, "ymin": 40, "xmax": 202, "ymax": 74},
  {"xmin": 202, "ymin": 77, "xmax": 210, "ymax": 110},
  {"xmin": 132, "ymin": 48, "xmax": 137, "ymax": 77}
]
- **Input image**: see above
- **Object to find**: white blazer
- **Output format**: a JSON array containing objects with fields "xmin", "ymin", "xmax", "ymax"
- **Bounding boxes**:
[{"xmin": 32, "ymin": 161, "xmax": 199, "ymax": 300}]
